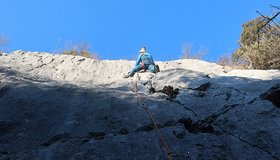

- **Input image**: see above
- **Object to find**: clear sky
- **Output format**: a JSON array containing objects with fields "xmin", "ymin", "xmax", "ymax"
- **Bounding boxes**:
[{"xmin": 1, "ymin": 0, "xmax": 279, "ymax": 61}]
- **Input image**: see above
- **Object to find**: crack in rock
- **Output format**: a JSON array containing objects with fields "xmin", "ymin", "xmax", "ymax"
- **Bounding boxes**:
[
  {"xmin": 78, "ymin": 58, "xmax": 86, "ymax": 62},
  {"xmin": 27, "ymin": 58, "xmax": 55, "ymax": 72},
  {"xmin": 48, "ymin": 58, "xmax": 55, "ymax": 64},
  {"xmin": 172, "ymin": 130, "xmax": 186, "ymax": 139},
  {"xmin": 261, "ymin": 83, "xmax": 280, "ymax": 108},
  {"xmin": 214, "ymin": 92, "xmax": 231, "ymax": 101},
  {"xmin": 0, "ymin": 150, "xmax": 8, "ymax": 159},
  {"xmin": 31, "ymin": 63, "xmax": 47, "ymax": 70},
  {"xmin": 166, "ymin": 99, "xmax": 199, "ymax": 119},
  {"xmin": 178, "ymin": 118, "xmax": 219, "ymax": 135},
  {"xmin": 191, "ymin": 82, "xmax": 211, "ymax": 92},
  {"xmin": 176, "ymin": 104, "xmax": 240, "ymax": 135},
  {"xmin": 136, "ymin": 124, "xmax": 162, "ymax": 132},
  {"xmin": 85, "ymin": 132, "xmax": 106, "ymax": 140},
  {"xmin": 228, "ymin": 132, "xmax": 278, "ymax": 160},
  {"xmin": 0, "ymin": 121, "xmax": 21, "ymax": 137},
  {"xmin": 41, "ymin": 133, "xmax": 72, "ymax": 147},
  {"xmin": 81, "ymin": 132, "xmax": 106, "ymax": 144},
  {"xmin": 41, "ymin": 132, "xmax": 107, "ymax": 147},
  {"xmin": 129, "ymin": 120, "xmax": 177, "ymax": 134},
  {"xmin": 0, "ymin": 85, "xmax": 10, "ymax": 97},
  {"xmin": 1, "ymin": 151, "xmax": 8, "ymax": 156},
  {"xmin": 118, "ymin": 128, "xmax": 129, "ymax": 135}
]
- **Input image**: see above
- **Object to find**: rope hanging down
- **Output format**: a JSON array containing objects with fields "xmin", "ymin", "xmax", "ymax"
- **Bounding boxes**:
[{"xmin": 131, "ymin": 73, "xmax": 174, "ymax": 160}]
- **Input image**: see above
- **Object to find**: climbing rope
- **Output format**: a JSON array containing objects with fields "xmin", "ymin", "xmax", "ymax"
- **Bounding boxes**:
[{"xmin": 131, "ymin": 73, "xmax": 174, "ymax": 160}]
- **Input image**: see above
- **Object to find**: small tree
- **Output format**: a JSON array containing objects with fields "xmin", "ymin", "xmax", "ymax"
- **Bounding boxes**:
[
  {"xmin": 235, "ymin": 33, "xmax": 280, "ymax": 69},
  {"xmin": 239, "ymin": 17, "xmax": 267, "ymax": 46},
  {"xmin": 61, "ymin": 41, "xmax": 99, "ymax": 59},
  {"xmin": 233, "ymin": 14, "xmax": 280, "ymax": 69},
  {"xmin": 79, "ymin": 41, "xmax": 92, "ymax": 58},
  {"xmin": 181, "ymin": 43, "xmax": 208, "ymax": 60}
]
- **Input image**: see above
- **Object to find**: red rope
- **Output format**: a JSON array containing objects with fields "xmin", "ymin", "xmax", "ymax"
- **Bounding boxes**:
[{"xmin": 132, "ymin": 76, "xmax": 173, "ymax": 160}]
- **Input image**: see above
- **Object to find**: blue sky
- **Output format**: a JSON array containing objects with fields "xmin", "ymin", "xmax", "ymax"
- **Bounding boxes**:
[{"xmin": 0, "ymin": 0, "xmax": 279, "ymax": 61}]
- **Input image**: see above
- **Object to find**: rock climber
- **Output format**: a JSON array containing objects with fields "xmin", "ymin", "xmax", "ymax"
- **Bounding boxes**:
[{"xmin": 123, "ymin": 47, "xmax": 158, "ymax": 78}]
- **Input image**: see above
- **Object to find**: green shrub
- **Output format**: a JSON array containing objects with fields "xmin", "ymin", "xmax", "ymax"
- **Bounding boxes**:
[
  {"xmin": 62, "ymin": 50, "xmax": 78, "ymax": 56},
  {"xmin": 233, "ymin": 16, "xmax": 280, "ymax": 69},
  {"xmin": 61, "ymin": 41, "xmax": 99, "ymax": 59},
  {"xmin": 235, "ymin": 34, "xmax": 280, "ymax": 69},
  {"xmin": 80, "ymin": 50, "xmax": 91, "ymax": 58},
  {"xmin": 239, "ymin": 17, "xmax": 267, "ymax": 46}
]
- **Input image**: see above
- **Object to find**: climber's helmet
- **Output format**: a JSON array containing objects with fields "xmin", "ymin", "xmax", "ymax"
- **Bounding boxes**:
[{"xmin": 139, "ymin": 47, "xmax": 146, "ymax": 53}]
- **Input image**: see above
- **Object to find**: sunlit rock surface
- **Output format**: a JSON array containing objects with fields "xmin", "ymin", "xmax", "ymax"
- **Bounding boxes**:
[{"xmin": 0, "ymin": 51, "xmax": 280, "ymax": 160}]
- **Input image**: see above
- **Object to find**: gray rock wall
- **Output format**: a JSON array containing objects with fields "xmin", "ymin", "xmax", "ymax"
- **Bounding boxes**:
[{"xmin": 0, "ymin": 51, "xmax": 280, "ymax": 160}]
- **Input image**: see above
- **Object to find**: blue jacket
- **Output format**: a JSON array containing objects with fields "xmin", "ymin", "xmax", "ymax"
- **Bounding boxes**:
[{"xmin": 135, "ymin": 52, "xmax": 155, "ymax": 66}]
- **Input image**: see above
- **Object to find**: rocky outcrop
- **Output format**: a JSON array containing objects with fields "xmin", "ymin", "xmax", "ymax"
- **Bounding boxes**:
[
  {"xmin": 261, "ymin": 83, "xmax": 280, "ymax": 108},
  {"xmin": 0, "ymin": 51, "xmax": 280, "ymax": 160}
]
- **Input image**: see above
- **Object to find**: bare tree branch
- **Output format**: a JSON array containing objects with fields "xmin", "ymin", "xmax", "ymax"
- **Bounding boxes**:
[
  {"xmin": 256, "ymin": 11, "xmax": 280, "ymax": 30},
  {"xmin": 270, "ymin": 5, "xmax": 280, "ymax": 10}
]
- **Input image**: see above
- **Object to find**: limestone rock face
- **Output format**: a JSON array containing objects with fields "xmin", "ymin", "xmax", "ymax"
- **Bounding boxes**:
[{"xmin": 0, "ymin": 51, "xmax": 280, "ymax": 160}]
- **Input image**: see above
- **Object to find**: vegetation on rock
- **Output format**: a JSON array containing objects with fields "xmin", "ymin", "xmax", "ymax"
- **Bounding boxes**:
[
  {"xmin": 61, "ymin": 41, "xmax": 99, "ymax": 59},
  {"xmin": 233, "ymin": 15, "xmax": 280, "ymax": 69}
]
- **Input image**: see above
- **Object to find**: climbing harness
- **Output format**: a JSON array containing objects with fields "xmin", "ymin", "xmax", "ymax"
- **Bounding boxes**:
[{"xmin": 131, "ymin": 73, "xmax": 174, "ymax": 160}]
